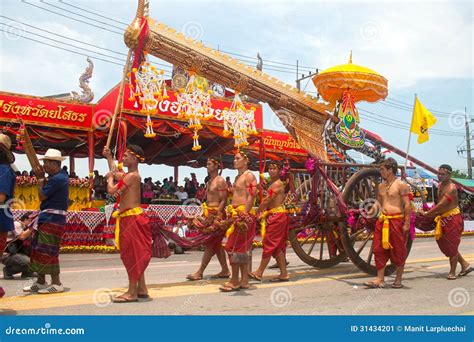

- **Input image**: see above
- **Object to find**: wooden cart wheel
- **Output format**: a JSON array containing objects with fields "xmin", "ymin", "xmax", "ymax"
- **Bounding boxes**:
[
  {"xmin": 288, "ymin": 171, "xmax": 348, "ymax": 268},
  {"xmin": 289, "ymin": 221, "xmax": 348, "ymax": 268},
  {"xmin": 340, "ymin": 168, "xmax": 414, "ymax": 276}
]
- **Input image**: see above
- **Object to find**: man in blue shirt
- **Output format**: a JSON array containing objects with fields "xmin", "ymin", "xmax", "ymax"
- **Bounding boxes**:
[
  {"xmin": 23, "ymin": 149, "xmax": 69, "ymax": 294},
  {"xmin": 0, "ymin": 134, "xmax": 16, "ymax": 299}
]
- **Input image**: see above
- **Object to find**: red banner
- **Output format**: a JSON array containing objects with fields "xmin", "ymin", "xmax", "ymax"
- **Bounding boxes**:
[
  {"xmin": 0, "ymin": 92, "xmax": 93, "ymax": 131},
  {"xmin": 260, "ymin": 130, "xmax": 307, "ymax": 155},
  {"xmin": 122, "ymin": 90, "xmax": 263, "ymax": 130}
]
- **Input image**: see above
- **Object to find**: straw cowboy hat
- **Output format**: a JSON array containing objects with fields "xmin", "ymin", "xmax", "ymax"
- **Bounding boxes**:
[
  {"xmin": 0, "ymin": 133, "xmax": 15, "ymax": 164},
  {"xmin": 39, "ymin": 149, "xmax": 66, "ymax": 162}
]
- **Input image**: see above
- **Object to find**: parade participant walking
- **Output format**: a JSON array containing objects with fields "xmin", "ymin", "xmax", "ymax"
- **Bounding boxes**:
[
  {"xmin": 220, "ymin": 151, "xmax": 257, "ymax": 292},
  {"xmin": 186, "ymin": 157, "xmax": 229, "ymax": 281},
  {"xmin": 24, "ymin": 149, "xmax": 69, "ymax": 294},
  {"xmin": 103, "ymin": 145, "xmax": 152, "ymax": 303},
  {"xmin": 250, "ymin": 161, "xmax": 290, "ymax": 282},
  {"xmin": 422, "ymin": 164, "xmax": 472, "ymax": 280},
  {"xmin": 365, "ymin": 158, "xmax": 411, "ymax": 289}
]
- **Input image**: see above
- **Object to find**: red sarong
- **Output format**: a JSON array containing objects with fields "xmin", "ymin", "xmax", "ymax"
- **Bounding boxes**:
[
  {"xmin": 373, "ymin": 217, "xmax": 407, "ymax": 270},
  {"xmin": 262, "ymin": 212, "xmax": 289, "ymax": 258},
  {"xmin": 225, "ymin": 214, "xmax": 256, "ymax": 254},
  {"xmin": 119, "ymin": 214, "xmax": 152, "ymax": 282},
  {"xmin": 437, "ymin": 213, "xmax": 463, "ymax": 257}
]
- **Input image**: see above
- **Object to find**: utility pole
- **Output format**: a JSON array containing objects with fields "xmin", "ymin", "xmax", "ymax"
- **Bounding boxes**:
[
  {"xmin": 466, "ymin": 107, "xmax": 473, "ymax": 179},
  {"xmin": 457, "ymin": 108, "xmax": 473, "ymax": 179},
  {"xmin": 296, "ymin": 69, "xmax": 318, "ymax": 92}
]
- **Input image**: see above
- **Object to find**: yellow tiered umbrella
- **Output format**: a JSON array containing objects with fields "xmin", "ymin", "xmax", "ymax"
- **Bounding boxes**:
[{"xmin": 312, "ymin": 52, "xmax": 388, "ymax": 105}]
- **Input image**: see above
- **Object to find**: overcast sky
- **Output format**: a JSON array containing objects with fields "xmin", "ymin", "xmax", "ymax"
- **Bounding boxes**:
[{"xmin": 0, "ymin": 0, "xmax": 472, "ymax": 183}]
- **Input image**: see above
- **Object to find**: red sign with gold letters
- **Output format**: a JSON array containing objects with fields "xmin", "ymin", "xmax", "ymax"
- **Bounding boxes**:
[
  {"xmin": 261, "ymin": 130, "xmax": 307, "ymax": 155},
  {"xmin": 0, "ymin": 92, "xmax": 94, "ymax": 131}
]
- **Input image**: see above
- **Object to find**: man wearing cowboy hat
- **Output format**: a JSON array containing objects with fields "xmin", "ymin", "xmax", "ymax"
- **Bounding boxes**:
[{"xmin": 23, "ymin": 149, "xmax": 69, "ymax": 294}]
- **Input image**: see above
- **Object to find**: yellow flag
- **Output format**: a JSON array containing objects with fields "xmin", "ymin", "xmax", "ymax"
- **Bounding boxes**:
[{"xmin": 410, "ymin": 97, "xmax": 437, "ymax": 144}]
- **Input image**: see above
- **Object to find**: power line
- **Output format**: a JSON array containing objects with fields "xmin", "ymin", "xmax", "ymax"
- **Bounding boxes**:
[
  {"xmin": 41, "ymin": 0, "xmax": 125, "ymax": 31},
  {"xmin": 59, "ymin": 0, "xmax": 130, "ymax": 26},
  {"xmin": 0, "ymin": 16, "xmax": 172, "ymax": 70},
  {"xmin": 22, "ymin": 0, "xmax": 123, "ymax": 35},
  {"xmin": 386, "ymin": 97, "xmax": 455, "ymax": 116},
  {"xmin": 0, "ymin": 28, "xmax": 124, "ymax": 67},
  {"xmin": 27, "ymin": 0, "xmax": 319, "ymax": 73},
  {"xmin": 0, "ymin": 22, "xmax": 128, "ymax": 63},
  {"xmin": 0, "ymin": 14, "xmax": 124, "ymax": 56},
  {"xmin": 15, "ymin": 1, "xmax": 469, "ymax": 119},
  {"xmin": 359, "ymin": 110, "xmax": 464, "ymax": 137}
]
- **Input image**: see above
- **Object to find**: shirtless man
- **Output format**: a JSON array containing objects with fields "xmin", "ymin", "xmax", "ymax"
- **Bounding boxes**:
[
  {"xmin": 423, "ymin": 164, "xmax": 472, "ymax": 280},
  {"xmin": 186, "ymin": 157, "xmax": 230, "ymax": 280},
  {"xmin": 365, "ymin": 158, "xmax": 411, "ymax": 289},
  {"xmin": 250, "ymin": 160, "xmax": 289, "ymax": 282},
  {"xmin": 220, "ymin": 151, "xmax": 257, "ymax": 292},
  {"xmin": 103, "ymin": 145, "xmax": 152, "ymax": 303}
]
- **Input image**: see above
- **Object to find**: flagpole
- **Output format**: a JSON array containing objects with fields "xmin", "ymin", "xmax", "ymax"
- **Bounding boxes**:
[{"xmin": 404, "ymin": 94, "xmax": 417, "ymax": 174}]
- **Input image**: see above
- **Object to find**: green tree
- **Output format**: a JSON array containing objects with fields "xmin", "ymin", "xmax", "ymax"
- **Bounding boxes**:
[{"xmin": 451, "ymin": 169, "xmax": 469, "ymax": 179}]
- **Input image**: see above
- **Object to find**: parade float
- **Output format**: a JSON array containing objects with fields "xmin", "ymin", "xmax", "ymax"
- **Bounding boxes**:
[{"xmin": 2, "ymin": 0, "xmax": 472, "ymax": 273}]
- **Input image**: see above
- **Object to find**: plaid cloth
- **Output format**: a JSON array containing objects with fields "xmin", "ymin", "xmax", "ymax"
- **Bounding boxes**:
[{"xmin": 30, "ymin": 222, "xmax": 64, "ymax": 275}]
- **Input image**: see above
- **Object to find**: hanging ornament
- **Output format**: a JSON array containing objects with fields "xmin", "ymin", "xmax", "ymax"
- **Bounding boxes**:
[
  {"xmin": 176, "ymin": 72, "xmax": 213, "ymax": 151},
  {"xmin": 15, "ymin": 124, "xmax": 25, "ymax": 150},
  {"xmin": 128, "ymin": 56, "xmax": 168, "ymax": 138},
  {"xmin": 222, "ymin": 92, "xmax": 258, "ymax": 148}
]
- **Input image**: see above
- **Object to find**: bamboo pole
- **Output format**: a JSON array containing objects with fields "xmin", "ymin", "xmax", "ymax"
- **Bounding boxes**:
[
  {"xmin": 22, "ymin": 126, "xmax": 41, "ymax": 175},
  {"xmin": 105, "ymin": 48, "xmax": 133, "ymax": 149}
]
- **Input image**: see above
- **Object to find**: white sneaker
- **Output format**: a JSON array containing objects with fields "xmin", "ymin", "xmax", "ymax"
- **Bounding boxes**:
[
  {"xmin": 23, "ymin": 282, "xmax": 48, "ymax": 293},
  {"xmin": 38, "ymin": 284, "xmax": 64, "ymax": 294}
]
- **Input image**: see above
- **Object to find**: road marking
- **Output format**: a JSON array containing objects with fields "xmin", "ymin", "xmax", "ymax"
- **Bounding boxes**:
[
  {"xmin": 61, "ymin": 260, "xmax": 190, "ymax": 274},
  {"xmin": 1, "ymin": 255, "xmax": 472, "ymax": 312}
]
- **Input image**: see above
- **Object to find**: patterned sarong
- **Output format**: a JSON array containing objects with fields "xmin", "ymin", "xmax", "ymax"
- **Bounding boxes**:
[{"xmin": 30, "ymin": 222, "xmax": 64, "ymax": 275}]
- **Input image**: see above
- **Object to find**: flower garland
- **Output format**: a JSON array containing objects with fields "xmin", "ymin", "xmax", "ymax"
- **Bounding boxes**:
[
  {"xmin": 60, "ymin": 245, "xmax": 117, "ymax": 253},
  {"xmin": 177, "ymin": 72, "xmax": 213, "ymax": 151},
  {"xmin": 222, "ymin": 92, "xmax": 258, "ymax": 148},
  {"xmin": 128, "ymin": 57, "xmax": 168, "ymax": 139},
  {"xmin": 15, "ymin": 176, "xmax": 39, "ymax": 187},
  {"xmin": 69, "ymin": 178, "xmax": 91, "ymax": 188}
]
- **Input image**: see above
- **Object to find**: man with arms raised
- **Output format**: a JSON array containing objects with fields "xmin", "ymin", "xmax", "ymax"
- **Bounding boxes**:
[{"xmin": 103, "ymin": 145, "xmax": 152, "ymax": 303}]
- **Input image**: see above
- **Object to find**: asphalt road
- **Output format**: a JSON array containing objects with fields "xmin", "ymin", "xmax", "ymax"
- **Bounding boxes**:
[{"xmin": 0, "ymin": 236, "xmax": 473, "ymax": 315}]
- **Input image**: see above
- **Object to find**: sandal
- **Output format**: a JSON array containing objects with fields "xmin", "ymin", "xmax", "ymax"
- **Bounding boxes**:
[
  {"xmin": 137, "ymin": 293, "xmax": 150, "ymax": 299},
  {"xmin": 210, "ymin": 273, "xmax": 231, "ymax": 279},
  {"xmin": 248, "ymin": 272, "xmax": 262, "ymax": 282},
  {"xmin": 112, "ymin": 295, "xmax": 138, "ymax": 303},
  {"xmin": 458, "ymin": 267, "xmax": 474, "ymax": 277},
  {"xmin": 447, "ymin": 274, "xmax": 457, "ymax": 280},
  {"xmin": 186, "ymin": 274, "xmax": 203, "ymax": 281},
  {"xmin": 364, "ymin": 281, "xmax": 385, "ymax": 289},
  {"xmin": 269, "ymin": 277, "xmax": 290, "ymax": 282},
  {"xmin": 219, "ymin": 284, "xmax": 240, "ymax": 292},
  {"xmin": 391, "ymin": 283, "xmax": 404, "ymax": 289}
]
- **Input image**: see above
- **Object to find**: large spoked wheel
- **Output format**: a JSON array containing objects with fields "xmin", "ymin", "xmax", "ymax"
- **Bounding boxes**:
[
  {"xmin": 340, "ymin": 168, "xmax": 413, "ymax": 276},
  {"xmin": 289, "ymin": 220, "xmax": 347, "ymax": 268}
]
